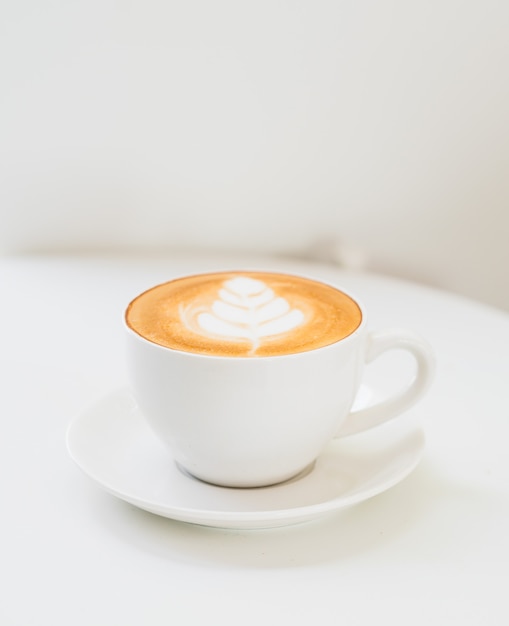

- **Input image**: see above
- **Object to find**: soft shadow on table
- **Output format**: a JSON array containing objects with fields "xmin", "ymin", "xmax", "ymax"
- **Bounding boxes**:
[{"xmin": 85, "ymin": 457, "xmax": 502, "ymax": 569}]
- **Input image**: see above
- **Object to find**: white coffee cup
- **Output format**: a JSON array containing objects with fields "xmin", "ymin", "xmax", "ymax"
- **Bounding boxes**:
[{"xmin": 125, "ymin": 273, "xmax": 435, "ymax": 488}]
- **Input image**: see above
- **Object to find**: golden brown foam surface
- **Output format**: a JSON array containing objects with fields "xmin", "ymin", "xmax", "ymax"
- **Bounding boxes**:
[{"xmin": 125, "ymin": 272, "xmax": 362, "ymax": 357}]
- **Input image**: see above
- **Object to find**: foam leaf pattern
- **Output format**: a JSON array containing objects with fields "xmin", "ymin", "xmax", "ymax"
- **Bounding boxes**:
[{"xmin": 180, "ymin": 276, "xmax": 305, "ymax": 354}]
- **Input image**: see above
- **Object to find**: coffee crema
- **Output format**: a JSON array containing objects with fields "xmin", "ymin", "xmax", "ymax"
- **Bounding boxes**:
[{"xmin": 125, "ymin": 272, "xmax": 362, "ymax": 357}]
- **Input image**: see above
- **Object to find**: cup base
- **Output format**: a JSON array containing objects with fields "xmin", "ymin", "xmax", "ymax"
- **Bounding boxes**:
[{"xmin": 175, "ymin": 461, "xmax": 316, "ymax": 489}]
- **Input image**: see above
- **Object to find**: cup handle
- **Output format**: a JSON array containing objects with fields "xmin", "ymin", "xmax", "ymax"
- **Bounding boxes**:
[{"xmin": 336, "ymin": 329, "xmax": 435, "ymax": 438}]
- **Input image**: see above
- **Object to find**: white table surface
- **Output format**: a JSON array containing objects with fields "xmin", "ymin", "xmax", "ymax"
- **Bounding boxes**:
[{"xmin": 2, "ymin": 253, "xmax": 508, "ymax": 626}]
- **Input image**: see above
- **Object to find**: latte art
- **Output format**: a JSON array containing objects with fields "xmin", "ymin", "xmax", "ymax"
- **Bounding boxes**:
[
  {"xmin": 126, "ymin": 271, "xmax": 362, "ymax": 357},
  {"xmin": 180, "ymin": 277, "xmax": 306, "ymax": 355}
]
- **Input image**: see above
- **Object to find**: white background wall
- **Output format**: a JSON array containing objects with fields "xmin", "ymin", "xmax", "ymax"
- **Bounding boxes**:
[{"xmin": 1, "ymin": 1, "xmax": 508, "ymax": 309}]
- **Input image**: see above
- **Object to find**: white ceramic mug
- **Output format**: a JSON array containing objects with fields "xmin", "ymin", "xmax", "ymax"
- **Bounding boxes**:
[{"xmin": 125, "ymin": 275, "xmax": 435, "ymax": 488}]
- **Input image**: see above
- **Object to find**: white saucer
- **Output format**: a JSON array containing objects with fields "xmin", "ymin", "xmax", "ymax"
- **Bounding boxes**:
[{"xmin": 66, "ymin": 389, "xmax": 425, "ymax": 530}]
